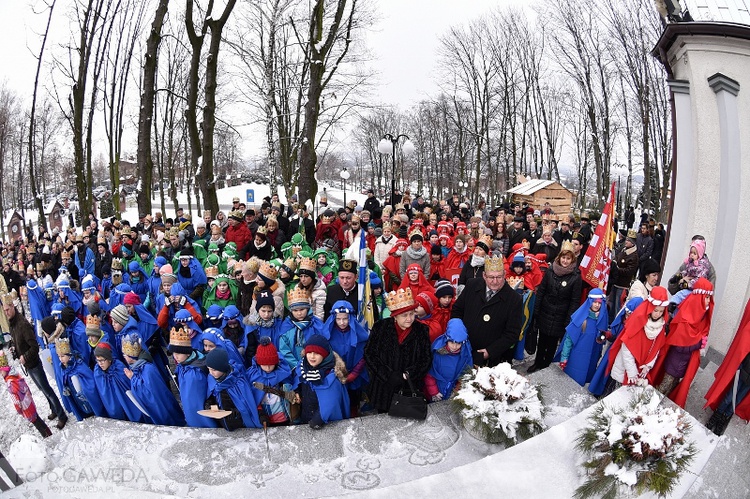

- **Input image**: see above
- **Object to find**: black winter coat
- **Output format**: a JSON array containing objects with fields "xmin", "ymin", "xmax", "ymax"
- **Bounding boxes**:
[
  {"xmin": 364, "ymin": 318, "xmax": 432, "ymax": 412},
  {"xmin": 451, "ymin": 279, "xmax": 523, "ymax": 366},
  {"xmin": 533, "ymin": 266, "xmax": 582, "ymax": 339}
]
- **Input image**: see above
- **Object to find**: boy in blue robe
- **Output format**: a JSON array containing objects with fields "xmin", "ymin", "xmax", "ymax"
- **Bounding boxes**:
[
  {"xmin": 294, "ymin": 334, "xmax": 350, "ymax": 429},
  {"xmin": 244, "ymin": 291, "xmax": 284, "ymax": 362},
  {"xmin": 175, "ymin": 248, "xmax": 208, "ymax": 308},
  {"xmin": 204, "ymin": 304, "xmax": 225, "ymax": 329},
  {"xmin": 554, "ymin": 288, "xmax": 610, "ymax": 386},
  {"xmin": 204, "ymin": 348, "xmax": 262, "ymax": 431},
  {"xmin": 221, "ymin": 305, "xmax": 250, "ymax": 357},
  {"xmin": 324, "ymin": 300, "xmax": 369, "ymax": 416},
  {"xmin": 423, "ymin": 318, "xmax": 473, "ymax": 402},
  {"xmin": 56, "ymin": 337, "xmax": 105, "ymax": 421},
  {"xmin": 92, "ymin": 342, "xmax": 149, "ymax": 422},
  {"xmin": 125, "ymin": 261, "xmax": 149, "ymax": 304},
  {"xmin": 248, "ymin": 337, "xmax": 298, "ymax": 426},
  {"xmin": 121, "ymin": 333, "xmax": 185, "ymax": 427},
  {"xmin": 278, "ymin": 289, "xmax": 326, "ymax": 372},
  {"xmin": 169, "ymin": 325, "xmax": 217, "ymax": 428},
  {"xmin": 202, "ymin": 328, "xmax": 245, "ymax": 368}
]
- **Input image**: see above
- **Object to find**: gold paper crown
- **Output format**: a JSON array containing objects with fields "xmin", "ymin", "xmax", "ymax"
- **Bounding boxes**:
[
  {"xmin": 169, "ymin": 326, "xmax": 193, "ymax": 348},
  {"xmin": 283, "ymin": 258, "xmax": 297, "ymax": 272},
  {"xmin": 55, "ymin": 337, "xmax": 72, "ymax": 356},
  {"xmin": 229, "ymin": 210, "xmax": 244, "ymax": 220},
  {"xmin": 408, "ymin": 227, "xmax": 423, "ymax": 240},
  {"xmin": 560, "ymin": 240, "xmax": 575, "ymax": 255},
  {"xmin": 205, "ymin": 266, "xmax": 219, "ymax": 278},
  {"xmin": 0, "ymin": 351, "xmax": 7, "ymax": 368},
  {"xmin": 507, "ymin": 275, "xmax": 525, "ymax": 290},
  {"xmin": 477, "ymin": 234, "xmax": 493, "ymax": 251},
  {"xmin": 287, "ymin": 286, "xmax": 312, "ymax": 306},
  {"xmin": 385, "ymin": 288, "xmax": 415, "ymax": 313},
  {"xmin": 298, "ymin": 257, "xmax": 317, "ymax": 273},
  {"xmin": 256, "ymin": 225, "xmax": 268, "ymax": 235},
  {"xmin": 627, "ymin": 229, "xmax": 637, "ymax": 239},
  {"xmin": 121, "ymin": 337, "xmax": 142, "ymax": 358},
  {"xmin": 61, "ymin": 250, "xmax": 71, "ymax": 259},
  {"xmin": 245, "ymin": 257, "xmax": 261, "ymax": 274},
  {"xmin": 258, "ymin": 261, "xmax": 278, "ymax": 280},
  {"xmin": 382, "ymin": 221, "xmax": 392, "ymax": 230},
  {"xmin": 484, "ymin": 254, "xmax": 505, "ymax": 273},
  {"xmin": 0, "ymin": 290, "xmax": 18, "ymax": 308},
  {"xmin": 86, "ymin": 315, "xmax": 101, "ymax": 329},
  {"xmin": 111, "ymin": 258, "xmax": 123, "ymax": 270}
]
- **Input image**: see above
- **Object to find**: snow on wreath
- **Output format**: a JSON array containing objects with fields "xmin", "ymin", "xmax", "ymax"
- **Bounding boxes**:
[
  {"xmin": 574, "ymin": 388, "xmax": 697, "ymax": 499},
  {"xmin": 451, "ymin": 362, "xmax": 545, "ymax": 446}
]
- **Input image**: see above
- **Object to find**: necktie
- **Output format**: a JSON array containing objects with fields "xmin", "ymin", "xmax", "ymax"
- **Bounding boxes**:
[{"xmin": 486, "ymin": 289, "xmax": 494, "ymax": 301}]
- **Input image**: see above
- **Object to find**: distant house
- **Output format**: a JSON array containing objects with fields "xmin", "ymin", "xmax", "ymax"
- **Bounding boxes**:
[
  {"xmin": 506, "ymin": 178, "xmax": 574, "ymax": 220},
  {"xmin": 45, "ymin": 200, "xmax": 65, "ymax": 232},
  {"xmin": 7, "ymin": 211, "xmax": 24, "ymax": 242}
]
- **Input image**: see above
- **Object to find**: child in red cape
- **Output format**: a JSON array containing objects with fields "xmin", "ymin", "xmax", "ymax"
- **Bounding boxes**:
[{"xmin": 649, "ymin": 278, "xmax": 714, "ymax": 408}]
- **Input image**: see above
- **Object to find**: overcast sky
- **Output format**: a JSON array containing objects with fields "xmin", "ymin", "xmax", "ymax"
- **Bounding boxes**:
[{"xmin": 0, "ymin": 0, "xmax": 529, "ymax": 157}]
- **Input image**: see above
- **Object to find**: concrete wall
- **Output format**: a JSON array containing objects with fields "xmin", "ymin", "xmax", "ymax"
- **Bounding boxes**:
[{"xmin": 662, "ymin": 33, "xmax": 750, "ymax": 355}]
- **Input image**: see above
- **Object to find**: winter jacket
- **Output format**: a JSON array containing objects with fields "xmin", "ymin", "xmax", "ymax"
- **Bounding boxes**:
[
  {"xmin": 399, "ymin": 246, "xmax": 430, "ymax": 278},
  {"xmin": 533, "ymin": 266, "xmax": 582, "ymax": 339},
  {"xmin": 364, "ymin": 318, "xmax": 432, "ymax": 412}
]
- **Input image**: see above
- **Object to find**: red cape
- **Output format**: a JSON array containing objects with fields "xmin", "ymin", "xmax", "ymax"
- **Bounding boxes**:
[
  {"xmin": 606, "ymin": 304, "xmax": 667, "ymax": 385},
  {"xmin": 705, "ymin": 299, "xmax": 750, "ymax": 420}
]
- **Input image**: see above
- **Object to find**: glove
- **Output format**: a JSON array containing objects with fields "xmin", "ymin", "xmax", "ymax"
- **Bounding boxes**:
[
  {"xmin": 638, "ymin": 365, "xmax": 651, "ymax": 379},
  {"xmin": 701, "ymin": 335, "xmax": 708, "ymax": 350},
  {"xmin": 559, "ymin": 360, "xmax": 568, "ymax": 370},
  {"xmin": 431, "ymin": 393, "xmax": 444, "ymax": 402},
  {"xmin": 345, "ymin": 373, "xmax": 357, "ymax": 385},
  {"xmin": 285, "ymin": 390, "xmax": 299, "ymax": 404}
]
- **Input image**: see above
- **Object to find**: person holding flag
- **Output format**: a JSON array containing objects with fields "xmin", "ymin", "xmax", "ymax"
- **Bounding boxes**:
[{"xmin": 578, "ymin": 182, "xmax": 617, "ymax": 303}]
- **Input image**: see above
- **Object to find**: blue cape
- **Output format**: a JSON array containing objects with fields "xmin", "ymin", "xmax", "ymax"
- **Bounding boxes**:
[
  {"xmin": 278, "ymin": 314, "xmax": 327, "ymax": 371},
  {"xmin": 324, "ymin": 312, "xmax": 369, "ymax": 390},
  {"xmin": 130, "ymin": 358, "xmax": 185, "ymax": 426},
  {"xmin": 297, "ymin": 359, "xmax": 350, "ymax": 423},
  {"xmin": 94, "ymin": 359, "xmax": 148, "ymax": 423},
  {"xmin": 201, "ymin": 330, "xmax": 245, "ymax": 368},
  {"xmin": 60, "ymin": 353, "xmax": 105, "ymax": 420},
  {"xmin": 429, "ymin": 320, "xmax": 474, "ymax": 398},
  {"xmin": 207, "ymin": 363, "xmax": 262, "ymax": 429},
  {"xmin": 176, "ymin": 353, "xmax": 217, "ymax": 428}
]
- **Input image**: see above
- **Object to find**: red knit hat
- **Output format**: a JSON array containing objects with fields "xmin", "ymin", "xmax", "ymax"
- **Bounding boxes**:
[
  {"xmin": 255, "ymin": 336, "xmax": 279, "ymax": 366},
  {"xmin": 415, "ymin": 292, "xmax": 437, "ymax": 315},
  {"xmin": 123, "ymin": 292, "xmax": 141, "ymax": 306}
]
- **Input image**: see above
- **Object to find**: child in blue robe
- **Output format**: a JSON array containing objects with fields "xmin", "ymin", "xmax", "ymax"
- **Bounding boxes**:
[
  {"xmin": 204, "ymin": 348, "xmax": 262, "ymax": 431},
  {"xmin": 248, "ymin": 337, "xmax": 298, "ymax": 426},
  {"xmin": 93, "ymin": 342, "xmax": 148, "ymax": 423},
  {"xmin": 325, "ymin": 300, "xmax": 369, "ymax": 415},
  {"xmin": 168, "ymin": 325, "xmax": 217, "ymax": 428},
  {"xmin": 423, "ymin": 318, "xmax": 473, "ymax": 401},
  {"xmin": 56, "ymin": 338, "xmax": 105, "ymax": 421},
  {"xmin": 278, "ymin": 292, "xmax": 326, "ymax": 372}
]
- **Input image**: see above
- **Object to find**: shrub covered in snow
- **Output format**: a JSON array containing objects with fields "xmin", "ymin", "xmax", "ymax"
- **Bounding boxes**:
[
  {"xmin": 452, "ymin": 362, "xmax": 545, "ymax": 446},
  {"xmin": 574, "ymin": 388, "xmax": 696, "ymax": 499}
]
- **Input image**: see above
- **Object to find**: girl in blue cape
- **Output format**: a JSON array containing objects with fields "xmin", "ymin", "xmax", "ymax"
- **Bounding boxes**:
[
  {"xmin": 93, "ymin": 342, "xmax": 149, "ymax": 422},
  {"xmin": 56, "ymin": 338, "xmax": 105, "ymax": 421},
  {"xmin": 423, "ymin": 318, "xmax": 473, "ymax": 401},
  {"xmin": 554, "ymin": 288, "xmax": 610, "ymax": 386},
  {"xmin": 124, "ymin": 261, "xmax": 150, "ymax": 307},
  {"xmin": 26, "ymin": 277, "xmax": 53, "ymax": 347},
  {"xmin": 121, "ymin": 334, "xmax": 185, "ymax": 427},
  {"xmin": 175, "ymin": 249, "xmax": 208, "ymax": 307},
  {"xmin": 247, "ymin": 337, "xmax": 298, "ymax": 426},
  {"xmin": 55, "ymin": 275, "xmax": 84, "ymax": 316},
  {"xmin": 221, "ymin": 305, "xmax": 250, "ymax": 357},
  {"xmin": 278, "ymin": 291, "xmax": 326, "ymax": 371},
  {"xmin": 156, "ymin": 282, "xmax": 203, "ymax": 332},
  {"xmin": 169, "ymin": 324, "xmax": 217, "ymax": 428},
  {"xmin": 204, "ymin": 348, "xmax": 262, "ymax": 430},
  {"xmin": 174, "ymin": 308, "xmax": 204, "ymax": 350},
  {"xmin": 201, "ymin": 328, "xmax": 245, "ymax": 368},
  {"xmin": 294, "ymin": 334, "xmax": 350, "ymax": 429},
  {"xmin": 204, "ymin": 304, "xmax": 225, "ymax": 329},
  {"xmin": 588, "ymin": 297, "xmax": 644, "ymax": 397},
  {"xmin": 325, "ymin": 300, "xmax": 369, "ymax": 415}
]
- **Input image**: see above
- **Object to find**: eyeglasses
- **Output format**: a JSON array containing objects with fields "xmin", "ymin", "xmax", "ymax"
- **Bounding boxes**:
[{"xmin": 485, "ymin": 274, "xmax": 504, "ymax": 281}]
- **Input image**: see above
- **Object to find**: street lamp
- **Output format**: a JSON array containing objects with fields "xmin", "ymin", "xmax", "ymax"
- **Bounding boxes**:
[
  {"xmin": 378, "ymin": 134, "xmax": 415, "ymax": 208},
  {"xmin": 340, "ymin": 167, "xmax": 351, "ymax": 208}
]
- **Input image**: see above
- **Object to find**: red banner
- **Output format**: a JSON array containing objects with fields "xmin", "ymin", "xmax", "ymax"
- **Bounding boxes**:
[{"xmin": 580, "ymin": 182, "xmax": 616, "ymax": 290}]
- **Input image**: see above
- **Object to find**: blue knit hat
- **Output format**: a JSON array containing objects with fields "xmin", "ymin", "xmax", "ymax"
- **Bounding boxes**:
[
  {"xmin": 255, "ymin": 290, "xmax": 275, "ymax": 312},
  {"xmin": 206, "ymin": 347, "xmax": 231, "ymax": 373},
  {"xmin": 303, "ymin": 334, "xmax": 330, "ymax": 358}
]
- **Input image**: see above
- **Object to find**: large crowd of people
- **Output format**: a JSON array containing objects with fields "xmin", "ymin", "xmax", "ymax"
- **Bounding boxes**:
[{"xmin": 0, "ymin": 190, "xmax": 745, "ymax": 439}]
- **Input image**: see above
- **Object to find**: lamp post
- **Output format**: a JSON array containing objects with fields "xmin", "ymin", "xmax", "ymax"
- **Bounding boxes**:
[
  {"xmin": 377, "ymin": 134, "xmax": 415, "ymax": 208},
  {"xmin": 340, "ymin": 167, "xmax": 351, "ymax": 208}
]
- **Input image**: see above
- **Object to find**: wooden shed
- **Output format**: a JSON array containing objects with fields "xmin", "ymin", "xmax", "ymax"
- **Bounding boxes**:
[{"xmin": 506, "ymin": 178, "xmax": 573, "ymax": 220}]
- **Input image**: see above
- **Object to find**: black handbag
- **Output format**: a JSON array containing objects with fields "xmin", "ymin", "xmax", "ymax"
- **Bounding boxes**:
[{"xmin": 388, "ymin": 374, "xmax": 427, "ymax": 420}]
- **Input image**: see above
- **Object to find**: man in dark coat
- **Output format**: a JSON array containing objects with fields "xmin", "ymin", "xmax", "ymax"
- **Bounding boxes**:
[
  {"xmin": 451, "ymin": 256, "xmax": 523, "ymax": 366},
  {"xmin": 323, "ymin": 259, "xmax": 379, "ymax": 322},
  {"xmin": 362, "ymin": 189, "xmax": 380, "ymax": 214},
  {"xmin": 5, "ymin": 293, "xmax": 68, "ymax": 428},
  {"xmin": 635, "ymin": 222, "xmax": 654, "ymax": 276},
  {"xmin": 507, "ymin": 216, "xmax": 530, "ymax": 255},
  {"xmin": 608, "ymin": 230, "xmax": 639, "ymax": 319},
  {"xmin": 289, "ymin": 205, "xmax": 316, "ymax": 245}
]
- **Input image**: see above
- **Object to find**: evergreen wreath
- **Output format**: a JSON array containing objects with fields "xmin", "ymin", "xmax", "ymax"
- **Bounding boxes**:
[
  {"xmin": 574, "ymin": 388, "xmax": 696, "ymax": 499},
  {"xmin": 452, "ymin": 362, "xmax": 545, "ymax": 446}
]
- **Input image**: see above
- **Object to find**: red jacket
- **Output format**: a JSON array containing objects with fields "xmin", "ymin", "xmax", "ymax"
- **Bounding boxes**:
[{"xmin": 225, "ymin": 223, "xmax": 252, "ymax": 259}]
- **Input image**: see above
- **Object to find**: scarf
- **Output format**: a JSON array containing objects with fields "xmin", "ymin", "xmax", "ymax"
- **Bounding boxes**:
[
  {"xmin": 406, "ymin": 245, "xmax": 427, "ymax": 259},
  {"xmin": 299, "ymin": 353, "xmax": 334, "ymax": 383},
  {"xmin": 254, "ymin": 240, "xmax": 267, "ymax": 250},
  {"xmin": 257, "ymin": 317, "xmax": 275, "ymax": 328},
  {"xmin": 552, "ymin": 260, "xmax": 576, "ymax": 276},
  {"xmin": 216, "ymin": 288, "xmax": 231, "ymax": 300},
  {"xmin": 470, "ymin": 255, "xmax": 485, "ymax": 268},
  {"xmin": 395, "ymin": 322, "xmax": 411, "ymax": 344},
  {"xmin": 644, "ymin": 317, "xmax": 665, "ymax": 340},
  {"xmin": 381, "ymin": 235, "xmax": 393, "ymax": 244}
]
